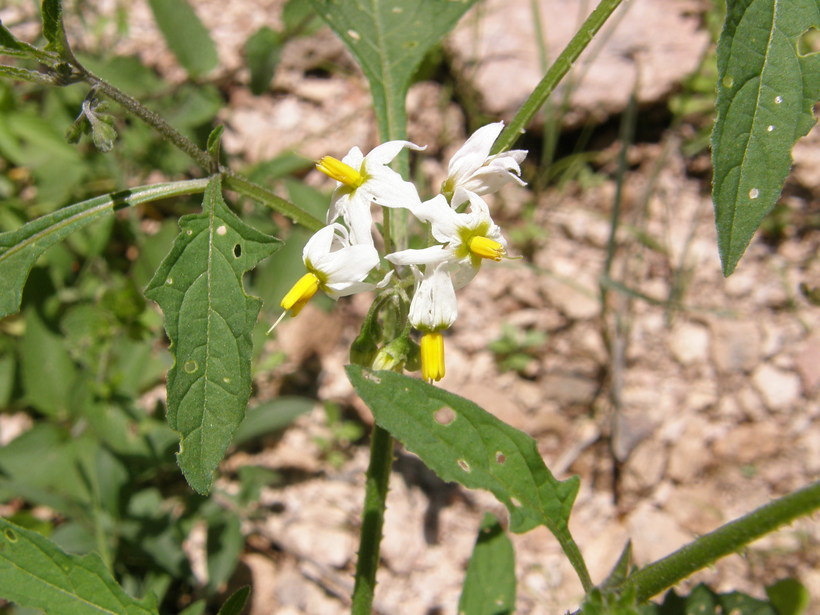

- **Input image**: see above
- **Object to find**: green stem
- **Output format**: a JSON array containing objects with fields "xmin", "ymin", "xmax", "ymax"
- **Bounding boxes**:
[
  {"xmin": 222, "ymin": 172, "xmax": 324, "ymax": 232},
  {"xmin": 491, "ymin": 0, "xmax": 624, "ymax": 154},
  {"xmin": 619, "ymin": 481, "xmax": 820, "ymax": 603},
  {"xmin": 351, "ymin": 424, "xmax": 394, "ymax": 614}
]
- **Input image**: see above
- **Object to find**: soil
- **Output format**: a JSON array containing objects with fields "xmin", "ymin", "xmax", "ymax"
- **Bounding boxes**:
[{"xmin": 1, "ymin": 0, "xmax": 818, "ymax": 613}]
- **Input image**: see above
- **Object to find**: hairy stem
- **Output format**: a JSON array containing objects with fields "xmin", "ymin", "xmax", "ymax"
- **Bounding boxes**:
[
  {"xmin": 620, "ymin": 481, "xmax": 820, "ymax": 603},
  {"xmin": 492, "ymin": 0, "xmax": 624, "ymax": 154},
  {"xmin": 351, "ymin": 424, "xmax": 394, "ymax": 614}
]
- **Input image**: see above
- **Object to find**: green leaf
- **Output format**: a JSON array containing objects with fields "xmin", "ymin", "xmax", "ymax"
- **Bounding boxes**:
[
  {"xmin": 766, "ymin": 578, "xmax": 809, "ymax": 615},
  {"xmin": 145, "ymin": 177, "xmax": 281, "ymax": 494},
  {"xmin": 0, "ymin": 65, "xmax": 57, "ymax": 85},
  {"xmin": 245, "ymin": 26, "xmax": 284, "ymax": 96},
  {"xmin": 711, "ymin": 0, "xmax": 820, "ymax": 276},
  {"xmin": 0, "ymin": 518, "xmax": 159, "ymax": 615},
  {"xmin": 40, "ymin": 0, "xmax": 69, "ymax": 57},
  {"xmin": 146, "ymin": 0, "xmax": 218, "ymax": 77},
  {"xmin": 643, "ymin": 584, "xmax": 780, "ymax": 615},
  {"xmin": 346, "ymin": 366, "xmax": 591, "ymax": 589},
  {"xmin": 21, "ymin": 307, "xmax": 77, "ymax": 418},
  {"xmin": 458, "ymin": 514, "xmax": 516, "ymax": 615},
  {"xmin": 310, "ymin": 0, "xmax": 479, "ymax": 141},
  {"xmin": 0, "ymin": 179, "xmax": 209, "ymax": 319},
  {"xmin": 232, "ymin": 397, "xmax": 315, "ymax": 447},
  {"xmin": 217, "ymin": 586, "xmax": 251, "ymax": 615}
]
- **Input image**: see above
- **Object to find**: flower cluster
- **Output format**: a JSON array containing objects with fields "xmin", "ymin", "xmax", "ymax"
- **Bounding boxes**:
[{"xmin": 272, "ymin": 122, "xmax": 527, "ymax": 383}]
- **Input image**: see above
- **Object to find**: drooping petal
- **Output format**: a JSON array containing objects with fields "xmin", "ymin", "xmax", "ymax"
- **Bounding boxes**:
[
  {"xmin": 366, "ymin": 170, "xmax": 422, "ymax": 210},
  {"xmin": 408, "ymin": 263, "xmax": 458, "ymax": 331},
  {"xmin": 341, "ymin": 146, "xmax": 365, "ymax": 171}
]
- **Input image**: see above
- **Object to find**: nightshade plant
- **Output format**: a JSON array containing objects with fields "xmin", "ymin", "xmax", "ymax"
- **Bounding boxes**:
[{"xmin": 0, "ymin": 0, "xmax": 818, "ymax": 614}]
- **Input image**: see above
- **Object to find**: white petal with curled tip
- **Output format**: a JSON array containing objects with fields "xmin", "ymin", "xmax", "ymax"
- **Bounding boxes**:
[
  {"xmin": 447, "ymin": 122, "xmax": 505, "ymax": 184},
  {"xmin": 302, "ymin": 224, "xmax": 339, "ymax": 265},
  {"xmin": 364, "ymin": 140, "xmax": 426, "ymax": 167},
  {"xmin": 409, "ymin": 264, "xmax": 458, "ymax": 331}
]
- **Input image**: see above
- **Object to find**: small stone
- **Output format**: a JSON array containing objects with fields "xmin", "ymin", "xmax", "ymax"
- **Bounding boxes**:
[
  {"xmin": 711, "ymin": 320, "xmax": 762, "ymax": 373},
  {"xmin": 622, "ymin": 438, "xmax": 667, "ymax": 493},
  {"xmin": 752, "ymin": 364, "xmax": 802, "ymax": 411},
  {"xmin": 669, "ymin": 322, "xmax": 710, "ymax": 366},
  {"xmin": 713, "ymin": 422, "xmax": 782, "ymax": 465},
  {"xmin": 666, "ymin": 415, "xmax": 714, "ymax": 483},
  {"xmin": 627, "ymin": 502, "xmax": 693, "ymax": 565},
  {"xmin": 794, "ymin": 333, "xmax": 820, "ymax": 395},
  {"xmin": 542, "ymin": 278, "xmax": 600, "ymax": 320}
]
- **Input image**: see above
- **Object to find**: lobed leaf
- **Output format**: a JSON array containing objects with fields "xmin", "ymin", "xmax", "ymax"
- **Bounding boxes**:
[
  {"xmin": 145, "ymin": 177, "xmax": 281, "ymax": 494},
  {"xmin": 0, "ymin": 179, "xmax": 209, "ymax": 319},
  {"xmin": 310, "ymin": 0, "xmax": 479, "ymax": 141},
  {"xmin": 711, "ymin": 0, "xmax": 820, "ymax": 276},
  {"xmin": 146, "ymin": 0, "xmax": 219, "ymax": 77},
  {"xmin": 0, "ymin": 517, "xmax": 159, "ymax": 615},
  {"xmin": 40, "ymin": 0, "xmax": 69, "ymax": 57},
  {"xmin": 458, "ymin": 514, "xmax": 516, "ymax": 615},
  {"xmin": 346, "ymin": 366, "xmax": 591, "ymax": 588}
]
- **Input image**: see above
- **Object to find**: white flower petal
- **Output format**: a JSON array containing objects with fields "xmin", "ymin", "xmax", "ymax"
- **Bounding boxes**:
[
  {"xmin": 409, "ymin": 264, "xmax": 458, "ymax": 330},
  {"xmin": 302, "ymin": 224, "xmax": 338, "ymax": 264},
  {"xmin": 447, "ymin": 122, "xmax": 505, "ymax": 183},
  {"xmin": 365, "ymin": 140, "xmax": 425, "ymax": 167},
  {"xmin": 386, "ymin": 245, "xmax": 451, "ymax": 267},
  {"xmin": 366, "ymin": 172, "xmax": 421, "ymax": 210},
  {"xmin": 341, "ymin": 146, "xmax": 365, "ymax": 170},
  {"xmin": 318, "ymin": 243, "xmax": 380, "ymax": 282}
]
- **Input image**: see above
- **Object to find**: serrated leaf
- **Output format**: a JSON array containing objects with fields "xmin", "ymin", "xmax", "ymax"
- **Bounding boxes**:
[
  {"xmin": 146, "ymin": 0, "xmax": 218, "ymax": 77},
  {"xmin": 0, "ymin": 518, "xmax": 159, "ymax": 615},
  {"xmin": 145, "ymin": 177, "xmax": 281, "ymax": 494},
  {"xmin": 711, "ymin": 0, "xmax": 820, "ymax": 276},
  {"xmin": 458, "ymin": 514, "xmax": 516, "ymax": 615},
  {"xmin": 346, "ymin": 366, "xmax": 590, "ymax": 587},
  {"xmin": 0, "ymin": 179, "xmax": 209, "ymax": 319},
  {"xmin": 41, "ymin": 0, "xmax": 69, "ymax": 57},
  {"xmin": 310, "ymin": 0, "xmax": 479, "ymax": 140}
]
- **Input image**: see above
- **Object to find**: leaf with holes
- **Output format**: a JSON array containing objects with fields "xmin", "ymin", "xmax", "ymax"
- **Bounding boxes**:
[
  {"xmin": 711, "ymin": 0, "xmax": 819, "ymax": 276},
  {"xmin": 0, "ymin": 518, "xmax": 159, "ymax": 615},
  {"xmin": 145, "ymin": 177, "xmax": 281, "ymax": 494},
  {"xmin": 346, "ymin": 366, "xmax": 590, "ymax": 588},
  {"xmin": 309, "ymin": 0, "xmax": 479, "ymax": 141}
]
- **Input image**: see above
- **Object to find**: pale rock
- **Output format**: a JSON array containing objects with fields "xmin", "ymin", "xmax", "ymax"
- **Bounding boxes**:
[
  {"xmin": 710, "ymin": 320, "xmax": 762, "ymax": 373},
  {"xmin": 242, "ymin": 553, "xmax": 283, "ymax": 615},
  {"xmin": 541, "ymin": 372, "xmax": 599, "ymax": 406},
  {"xmin": 627, "ymin": 502, "xmax": 693, "ymax": 565},
  {"xmin": 664, "ymin": 486, "xmax": 725, "ymax": 535},
  {"xmin": 669, "ymin": 321, "xmax": 710, "ymax": 366},
  {"xmin": 542, "ymin": 277, "xmax": 600, "ymax": 320},
  {"xmin": 666, "ymin": 415, "xmax": 714, "ymax": 483},
  {"xmin": 794, "ymin": 333, "xmax": 820, "ymax": 395},
  {"xmin": 752, "ymin": 364, "xmax": 802, "ymax": 412},
  {"xmin": 622, "ymin": 438, "xmax": 667, "ymax": 493},
  {"xmin": 712, "ymin": 422, "xmax": 782, "ymax": 465},
  {"xmin": 448, "ymin": 0, "xmax": 709, "ymax": 125}
]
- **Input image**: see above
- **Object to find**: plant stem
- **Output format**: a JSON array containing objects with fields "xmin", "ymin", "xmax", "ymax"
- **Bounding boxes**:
[
  {"xmin": 351, "ymin": 424, "xmax": 394, "ymax": 614},
  {"xmin": 222, "ymin": 171, "xmax": 324, "ymax": 232},
  {"xmin": 619, "ymin": 481, "xmax": 820, "ymax": 603},
  {"xmin": 492, "ymin": 0, "xmax": 624, "ymax": 154}
]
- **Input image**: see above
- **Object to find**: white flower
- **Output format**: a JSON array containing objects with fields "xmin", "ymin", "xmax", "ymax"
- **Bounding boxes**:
[
  {"xmin": 317, "ymin": 140, "xmax": 425, "ymax": 246},
  {"xmin": 387, "ymin": 193, "xmax": 508, "ymax": 289},
  {"xmin": 386, "ymin": 194, "xmax": 510, "ymax": 382},
  {"xmin": 406, "ymin": 263, "xmax": 457, "ymax": 382},
  {"xmin": 441, "ymin": 122, "xmax": 527, "ymax": 208},
  {"xmin": 269, "ymin": 224, "xmax": 379, "ymax": 331}
]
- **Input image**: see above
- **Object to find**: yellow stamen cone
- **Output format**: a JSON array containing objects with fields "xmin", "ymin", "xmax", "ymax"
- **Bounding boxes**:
[
  {"xmin": 280, "ymin": 272, "xmax": 320, "ymax": 316},
  {"xmin": 316, "ymin": 156, "xmax": 365, "ymax": 188},
  {"xmin": 420, "ymin": 332, "xmax": 446, "ymax": 382},
  {"xmin": 469, "ymin": 236, "xmax": 506, "ymax": 261}
]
